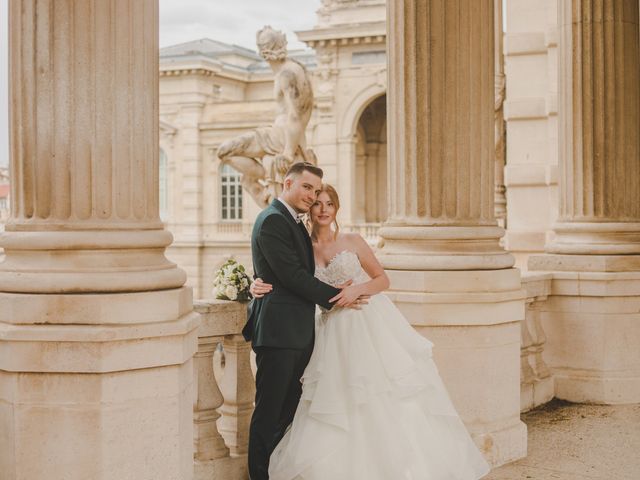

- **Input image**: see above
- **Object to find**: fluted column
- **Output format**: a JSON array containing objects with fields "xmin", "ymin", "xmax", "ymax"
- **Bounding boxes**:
[
  {"xmin": 0, "ymin": 3, "xmax": 197, "ymax": 479},
  {"xmin": 494, "ymin": 0, "xmax": 507, "ymax": 224},
  {"xmin": 1, "ymin": 0, "xmax": 185, "ymax": 292},
  {"xmin": 550, "ymin": 0, "xmax": 640, "ymax": 253},
  {"xmin": 379, "ymin": 0, "xmax": 513, "ymax": 270},
  {"xmin": 381, "ymin": 0, "xmax": 527, "ymax": 468},
  {"xmin": 527, "ymin": 0, "xmax": 640, "ymax": 406}
]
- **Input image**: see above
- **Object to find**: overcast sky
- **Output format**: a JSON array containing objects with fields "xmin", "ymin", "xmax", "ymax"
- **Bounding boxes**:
[{"xmin": 0, "ymin": 0, "xmax": 321, "ymax": 167}]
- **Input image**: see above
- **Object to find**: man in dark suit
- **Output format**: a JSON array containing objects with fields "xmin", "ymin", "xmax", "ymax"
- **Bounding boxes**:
[{"xmin": 243, "ymin": 162, "xmax": 359, "ymax": 480}]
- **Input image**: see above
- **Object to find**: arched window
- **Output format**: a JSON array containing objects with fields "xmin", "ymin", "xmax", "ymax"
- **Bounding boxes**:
[
  {"xmin": 159, "ymin": 149, "xmax": 169, "ymax": 220},
  {"xmin": 220, "ymin": 163, "xmax": 242, "ymax": 221}
]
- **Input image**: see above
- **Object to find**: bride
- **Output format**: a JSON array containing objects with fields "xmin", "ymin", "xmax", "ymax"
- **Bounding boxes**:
[{"xmin": 250, "ymin": 184, "xmax": 490, "ymax": 480}]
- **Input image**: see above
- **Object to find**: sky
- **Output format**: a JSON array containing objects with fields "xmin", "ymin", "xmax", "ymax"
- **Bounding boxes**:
[{"xmin": 0, "ymin": 0, "xmax": 321, "ymax": 168}]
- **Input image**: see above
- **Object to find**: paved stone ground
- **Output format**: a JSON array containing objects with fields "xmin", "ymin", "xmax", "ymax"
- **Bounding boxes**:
[{"xmin": 485, "ymin": 399, "xmax": 640, "ymax": 480}]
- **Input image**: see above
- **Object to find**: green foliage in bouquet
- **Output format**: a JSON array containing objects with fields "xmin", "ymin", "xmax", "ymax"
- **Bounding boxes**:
[{"xmin": 213, "ymin": 259, "xmax": 253, "ymax": 302}]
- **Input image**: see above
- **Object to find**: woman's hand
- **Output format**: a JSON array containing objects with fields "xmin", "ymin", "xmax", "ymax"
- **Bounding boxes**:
[{"xmin": 250, "ymin": 278, "xmax": 273, "ymax": 298}]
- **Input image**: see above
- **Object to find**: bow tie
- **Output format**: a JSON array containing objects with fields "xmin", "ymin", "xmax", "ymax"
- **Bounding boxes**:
[{"xmin": 295, "ymin": 213, "xmax": 305, "ymax": 224}]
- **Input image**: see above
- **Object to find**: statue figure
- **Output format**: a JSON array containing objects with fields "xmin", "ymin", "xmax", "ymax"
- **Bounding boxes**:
[{"xmin": 217, "ymin": 26, "xmax": 317, "ymax": 207}]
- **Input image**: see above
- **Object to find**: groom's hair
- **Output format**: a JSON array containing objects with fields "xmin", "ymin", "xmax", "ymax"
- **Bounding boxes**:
[{"xmin": 285, "ymin": 162, "xmax": 323, "ymax": 180}]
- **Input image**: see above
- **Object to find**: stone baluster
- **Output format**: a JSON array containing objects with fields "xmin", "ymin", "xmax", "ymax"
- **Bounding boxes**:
[
  {"xmin": 218, "ymin": 334, "xmax": 256, "ymax": 456},
  {"xmin": 193, "ymin": 336, "xmax": 230, "ymax": 461}
]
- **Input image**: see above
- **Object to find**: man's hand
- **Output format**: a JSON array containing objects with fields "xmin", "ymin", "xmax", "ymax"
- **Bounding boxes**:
[
  {"xmin": 330, "ymin": 284, "xmax": 370, "ymax": 309},
  {"xmin": 250, "ymin": 277, "xmax": 273, "ymax": 298}
]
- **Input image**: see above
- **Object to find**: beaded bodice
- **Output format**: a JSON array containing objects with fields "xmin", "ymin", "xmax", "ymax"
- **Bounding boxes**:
[{"xmin": 315, "ymin": 250, "xmax": 369, "ymax": 287}]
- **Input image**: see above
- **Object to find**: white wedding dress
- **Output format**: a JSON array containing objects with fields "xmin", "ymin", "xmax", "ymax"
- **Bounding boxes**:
[{"xmin": 268, "ymin": 250, "xmax": 491, "ymax": 480}]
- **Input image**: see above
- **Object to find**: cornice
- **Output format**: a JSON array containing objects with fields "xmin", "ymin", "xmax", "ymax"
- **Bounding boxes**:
[{"xmin": 296, "ymin": 21, "xmax": 386, "ymax": 48}]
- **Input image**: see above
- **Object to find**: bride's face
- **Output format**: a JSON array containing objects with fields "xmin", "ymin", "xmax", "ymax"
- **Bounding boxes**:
[{"xmin": 310, "ymin": 192, "xmax": 336, "ymax": 226}]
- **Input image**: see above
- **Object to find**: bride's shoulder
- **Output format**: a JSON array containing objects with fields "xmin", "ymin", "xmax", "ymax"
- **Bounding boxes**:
[
  {"xmin": 336, "ymin": 231, "xmax": 360, "ymax": 243},
  {"xmin": 336, "ymin": 232, "xmax": 368, "ymax": 250}
]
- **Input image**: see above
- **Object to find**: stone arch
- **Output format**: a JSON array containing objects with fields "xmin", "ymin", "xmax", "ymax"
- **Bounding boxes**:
[{"xmin": 339, "ymin": 83, "xmax": 386, "ymax": 141}]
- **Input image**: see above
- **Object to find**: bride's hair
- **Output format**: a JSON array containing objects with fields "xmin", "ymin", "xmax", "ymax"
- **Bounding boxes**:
[{"xmin": 309, "ymin": 183, "xmax": 340, "ymax": 240}]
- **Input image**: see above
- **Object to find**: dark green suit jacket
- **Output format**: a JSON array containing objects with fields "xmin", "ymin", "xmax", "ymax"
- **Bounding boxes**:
[{"xmin": 243, "ymin": 199, "xmax": 340, "ymax": 349}]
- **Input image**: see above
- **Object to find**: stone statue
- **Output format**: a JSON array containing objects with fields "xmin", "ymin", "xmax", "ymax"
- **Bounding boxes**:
[{"xmin": 217, "ymin": 26, "xmax": 317, "ymax": 207}]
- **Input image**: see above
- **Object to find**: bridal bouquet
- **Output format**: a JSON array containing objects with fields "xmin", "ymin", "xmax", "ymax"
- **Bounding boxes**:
[{"xmin": 213, "ymin": 259, "xmax": 252, "ymax": 302}]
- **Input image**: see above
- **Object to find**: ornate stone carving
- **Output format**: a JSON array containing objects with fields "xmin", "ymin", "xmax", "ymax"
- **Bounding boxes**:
[
  {"xmin": 217, "ymin": 26, "xmax": 317, "ymax": 208},
  {"xmin": 494, "ymin": 0, "xmax": 507, "ymax": 225},
  {"xmin": 314, "ymin": 48, "xmax": 338, "ymax": 113}
]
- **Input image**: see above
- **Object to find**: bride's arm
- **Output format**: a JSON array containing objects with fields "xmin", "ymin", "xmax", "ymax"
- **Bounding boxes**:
[{"xmin": 329, "ymin": 234, "xmax": 389, "ymax": 307}]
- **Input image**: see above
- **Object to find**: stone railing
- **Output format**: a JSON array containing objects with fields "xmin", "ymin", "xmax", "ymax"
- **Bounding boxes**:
[
  {"xmin": 193, "ymin": 300, "xmax": 254, "ymax": 480},
  {"xmin": 520, "ymin": 273, "xmax": 554, "ymax": 412},
  {"xmin": 344, "ymin": 222, "xmax": 382, "ymax": 247},
  {"xmin": 214, "ymin": 222, "xmax": 253, "ymax": 236}
]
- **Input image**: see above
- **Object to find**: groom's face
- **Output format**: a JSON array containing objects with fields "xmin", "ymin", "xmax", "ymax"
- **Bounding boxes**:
[{"xmin": 283, "ymin": 171, "xmax": 323, "ymax": 213}]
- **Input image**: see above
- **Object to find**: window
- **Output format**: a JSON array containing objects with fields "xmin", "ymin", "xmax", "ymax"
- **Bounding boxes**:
[
  {"xmin": 159, "ymin": 149, "xmax": 169, "ymax": 220},
  {"xmin": 220, "ymin": 163, "xmax": 242, "ymax": 221}
]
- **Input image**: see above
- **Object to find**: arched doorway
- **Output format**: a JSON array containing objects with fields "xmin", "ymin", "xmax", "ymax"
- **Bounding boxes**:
[{"xmin": 353, "ymin": 94, "xmax": 387, "ymax": 233}]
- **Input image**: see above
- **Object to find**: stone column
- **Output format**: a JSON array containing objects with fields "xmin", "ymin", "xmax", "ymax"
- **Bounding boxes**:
[
  {"xmin": 494, "ymin": 0, "xmax": 507, "ymax": 225},
  {"xmin": 0, "ymin": 1, "xmax": 198, "ymax": 479},
  {"xmin": 380, "ymin": 0, "xmax": 526, "ymax": 467},
  {"xmin": 544, "ymin": 0, "xmax": 640, "ymax": 257},
  {"xmin": 529, "ymin": 0, "xmax": 640, "ymax": 404}
]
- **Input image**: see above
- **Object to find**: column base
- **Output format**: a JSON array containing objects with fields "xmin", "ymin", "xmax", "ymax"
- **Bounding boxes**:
[
  {"xmin": 0, "ymin": 229, "xmax": 186, "ymax": 293},
  {"xmin": 530, "ymin": 254, "xmax": 640, "ymax": 404},
  {"xmin": 385, "ymin": 268, "xmax": 527, "ymax": 467},
  {"xmin": 194, "ymin": 454, "xmax": 247, "ymax": 480},
  {"xmin": 553, "ymin": 370, "xmax": 640, "ymax": 405},
  {"xmin": 473, "ymin": 419, "xmax": 528, "ymax": 468},
  {"xmin": 521, "ymin": 375, "xmax": 555, "ymax": 413},
  {"xmin": 378, "ymin": 225, "xmax": 515, "ymax": 270},
  {"xmin": 547, "ymin": 222, "xmax": 640, "ymax": 255},
  {"xmin": 0, "ymin": 288, "xmax": 198, "ymax": 480}
]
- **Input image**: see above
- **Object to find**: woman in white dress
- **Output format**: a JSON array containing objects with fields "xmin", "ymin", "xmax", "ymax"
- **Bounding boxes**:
[{"xmin": 250, "ymin": 184, "xmax": 490, "ymax": 480}]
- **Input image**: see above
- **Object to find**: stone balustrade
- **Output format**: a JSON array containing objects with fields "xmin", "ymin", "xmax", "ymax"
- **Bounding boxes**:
[
  {"xmin": 344, "ymin": 222, "xmax": 382, "ymax": 247},
  {"xmin": 520, "ymin": 273, "xmax": 554, "ymax": 412},
  {"xmin": 192, "ymin": 299, "xmax": 254, "ymax": 480}
]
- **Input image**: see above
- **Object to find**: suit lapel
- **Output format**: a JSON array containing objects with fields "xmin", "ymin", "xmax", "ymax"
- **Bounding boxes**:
[{"xmin": 272, "ymin": 199, "xmax": 313, "ymax": 271}]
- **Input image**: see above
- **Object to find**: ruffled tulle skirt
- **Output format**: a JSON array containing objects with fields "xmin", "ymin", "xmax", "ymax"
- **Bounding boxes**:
[{"xmin": 268, "ymin": 293, "xmax": 490, "ymax": 480}]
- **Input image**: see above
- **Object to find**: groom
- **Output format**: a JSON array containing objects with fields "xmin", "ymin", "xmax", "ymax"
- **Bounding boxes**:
[{"xmin": 243, "ymin": 162, "xmax": 358, "ymax": 480}]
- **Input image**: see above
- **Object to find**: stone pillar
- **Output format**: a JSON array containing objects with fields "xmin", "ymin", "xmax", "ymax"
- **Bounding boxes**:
[
  {"xmin": 494, "ymin": 0, "xmax": 507, "ymax": 226},
  {"xmin": 380, "ymin": 0, "xmax": 526, "ymax": 467},
  {"xmin": 529, "ymin": 0, "xmax": 640, "ymax": 403},
  {"xmin": 0, "ymin": 1, "xmax": 198, "ymax": 479},
  {"xmin": 545, "ymin": 0, "xmax": 640, "ymax": 256}
]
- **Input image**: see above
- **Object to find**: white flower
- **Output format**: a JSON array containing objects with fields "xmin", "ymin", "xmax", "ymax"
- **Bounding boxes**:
[
  {"xmin": 241, "ymin": 277, "xmax": 249, "ymax": 288},
  {"xmin": 225, "ymin": 285, "xmax": 238, "ymax": 301}
]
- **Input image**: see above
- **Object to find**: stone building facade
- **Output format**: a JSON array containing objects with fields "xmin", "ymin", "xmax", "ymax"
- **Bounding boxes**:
[{"xmin": 159, "ymin": 1, "xmax": 388, "ymax": 298}]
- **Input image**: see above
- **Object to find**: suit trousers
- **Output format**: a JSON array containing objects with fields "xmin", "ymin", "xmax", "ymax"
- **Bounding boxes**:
[{"xmin": 248, "ymin": 343, "xmax": 314, "ymax": 480}]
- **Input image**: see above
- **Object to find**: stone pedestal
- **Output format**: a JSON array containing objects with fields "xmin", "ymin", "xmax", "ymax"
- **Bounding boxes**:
[
  {"xmin": 529, "ymin": 0, "xmax": 640, "ymax": 404},
  {"xmin": 0, "ymin": 1, "xmax": 197, "ymax": 479},
  {"xmin": 380, "ymin": 0, "xmax": 527, "ymax": 467}
]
